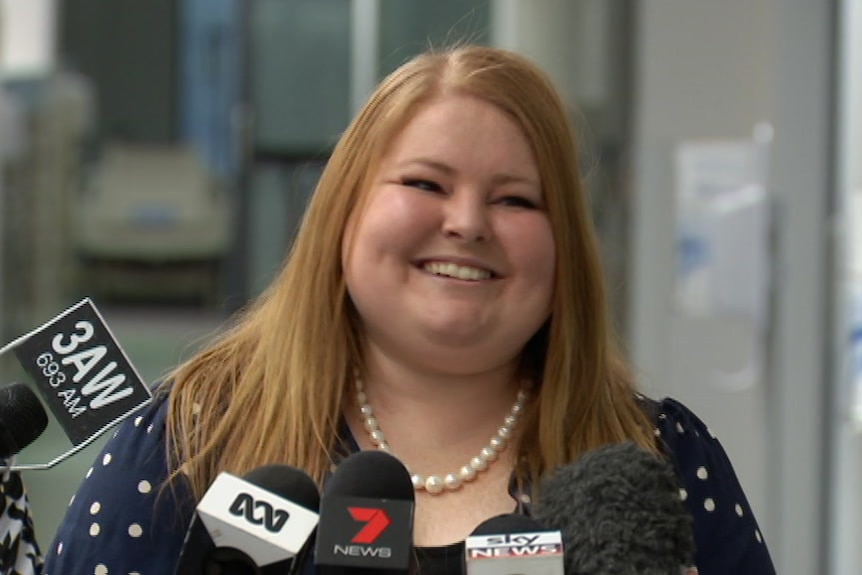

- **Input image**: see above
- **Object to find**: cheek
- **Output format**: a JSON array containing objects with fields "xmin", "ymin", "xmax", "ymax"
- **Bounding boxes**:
[
  {"xmin": 345, "ymin": 190, "xmax": 433, "ymax": 270},
  {"xmin": 501, "ymin": 220, "xmax": 557, "ymax": 285},
  {"xmin": 362, "ymin": 192, "xmax": 434, "ymax": 246}
]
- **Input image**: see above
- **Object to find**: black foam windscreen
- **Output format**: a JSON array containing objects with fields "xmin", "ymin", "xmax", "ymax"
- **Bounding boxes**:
[
  {"xmin": 323, "ymin": 450, "xmax": 414, "ymax": 500},
  {"xmin": 471, "ymin": 513, "xmax": 546, "ymax": 536},
  {"xmin": 244, "ymin": 463, "xmax": 321, "ymax": 512},
  {"xmin": 533, "ymin": 442, "xmax": 694, "ymax": 575},
  {"xmin": 0, "ymin": 382, "xmax": 49, "ymax": 458}
]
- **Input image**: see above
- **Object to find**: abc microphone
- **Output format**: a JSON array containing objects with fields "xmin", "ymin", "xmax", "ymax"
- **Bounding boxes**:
[
  {"xmin": 0, "ymin": 383, "xmax": 49, "ymax": 459},
  {"xmin": 173, "ymin": 464, "xmax": 320, "ymax": 575},
  {"xmin": 533, "ymin": 442, "xmax": 695, "ymax": 575},
  {"xmin": 464, "ymin": 514, "xmax": 564, "ymax": 575},
  {"xmin": 314, "ymin": 450, "xmax": 415, "ymax": 574}
]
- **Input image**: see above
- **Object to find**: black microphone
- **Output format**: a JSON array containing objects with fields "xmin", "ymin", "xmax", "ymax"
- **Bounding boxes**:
[
  {"xmin": 464, "ymin": 513, "xmax": 564, "ymax": 575},
  {"xmin": 173, "ymin": 463, "xmax": 321, "ymax": 575},
  {"xmin": 314, "ymin": 450, "xmax": 415, "ymax": 574},
  {"xmin": 0, "ymin": 382, "xmax": 49, "ymax": 459},
  {"xmin": 533, "ymin": 441, "xmax": 695, "ymax": 575}
]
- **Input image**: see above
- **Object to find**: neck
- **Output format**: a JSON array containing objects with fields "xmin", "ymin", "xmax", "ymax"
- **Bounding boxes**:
[
  {"xmin": 347, "ymin": 343, "xmax": 528, "ymax": 494},
  {"xmin": 355, "ymin": 343, "xmax": 523, "ymax": 445}
]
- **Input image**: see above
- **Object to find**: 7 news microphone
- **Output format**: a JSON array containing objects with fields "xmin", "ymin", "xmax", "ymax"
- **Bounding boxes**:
[
  {"xmin": 173, "ymin": 463, "xmax": 320, "ymax": 575},
  {"xmin": 533, "ymin": 441, "xmax": 696, "ymax": 575},
  {"xmin": 314, "ymin": 450, "xmax": 415, "ymax": 575},
  {"xmin": 464, "ymin": 513, "xmax": 564, "ymax": 575}
]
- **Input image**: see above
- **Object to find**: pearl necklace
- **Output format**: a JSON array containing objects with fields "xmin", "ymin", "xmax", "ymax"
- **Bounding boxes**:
[{"xmin": 355, "ymin": 378, "xmax": 528, "ymax": 495}]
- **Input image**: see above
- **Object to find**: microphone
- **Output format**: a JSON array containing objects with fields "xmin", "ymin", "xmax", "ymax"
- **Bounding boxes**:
[
  {"xmin": 314, "ymin": 450, "xmax": 415, "ymax": 574},
  {"xmin": 464, "ymin": 513, "xmax": 564, "ymax": 575},
  {"xmin": 0, "ymin": 383, "xmax": 48, "ymax": 574},
  {"xmin": 173, "ymin": 464, "xmax": 321, "ymax": 574},
  {"xmin": 0, "ymin": 382, "xmax": 49, "ymax": 459},
  {"xmin": 533, "ymin": 441, "xmax": 695, "ymax": 575},
  {"xmin": 1, "ymin": 298, "xmax": 152, "ymax": 470}
]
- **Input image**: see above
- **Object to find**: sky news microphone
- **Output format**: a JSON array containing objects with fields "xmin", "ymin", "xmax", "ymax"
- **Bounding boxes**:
[
  {"xmin": 464, "ymin": 513, "xmax": 564, "ymax": 575},
  {"xmin": 0, "ymin": 382, "xmax": 49, "ymax": 459},
  {"xmin": 173, "ymin": 463, "xmax": 320, "ymax": 575},
  {"xmin": 533, "ymin": 442, "xmax": 695, "ymax": 575},
  {"xmin": 315, "ymin": 450, "xmax": 415, "ymax": 575}
]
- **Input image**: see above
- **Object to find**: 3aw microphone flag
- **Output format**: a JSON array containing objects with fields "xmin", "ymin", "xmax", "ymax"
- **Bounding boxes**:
[{"xmin": 1, "ymin": 298, "xmax": 152, "ymax": 469}]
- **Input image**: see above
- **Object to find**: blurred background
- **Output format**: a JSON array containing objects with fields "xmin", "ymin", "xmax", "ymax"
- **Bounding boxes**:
[{"xmin": 0, "ymin": 1, "xmax": 859, "ymax": 574}]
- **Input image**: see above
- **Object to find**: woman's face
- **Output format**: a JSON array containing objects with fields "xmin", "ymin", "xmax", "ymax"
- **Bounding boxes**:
[{"xmin": 343, "ymin": 93, "xmax": 556, "ymax": 374}]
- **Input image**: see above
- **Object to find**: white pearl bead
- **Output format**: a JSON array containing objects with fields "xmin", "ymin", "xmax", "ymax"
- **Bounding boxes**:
[
  {"xmin": 356, "ymin": 380, "xmax": 527, "ymax": 493},
  {"xmin": 425, "ymin": 475, "xmax": 445, "ymax": 494},
  {"xmin": 481, "ymin": 446, "xmax": 497, "ymax": 461},
  {"xmin": 459, "ymin": 465, "xmax": 477, "ymax": 481},
  {"xmin": 443, "ymin": 473, "xmax": 462, "ymax": 490}
]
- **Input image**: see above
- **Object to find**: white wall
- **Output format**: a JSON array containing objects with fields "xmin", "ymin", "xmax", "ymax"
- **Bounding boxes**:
[
  {"xmin": 630, "ymin": 2, "xmax": 834, "ymax": 574},
  {"xmin": 630, "ymin": 0, "xmax": 776, "ymax": 526},
  {"xmin": 0, "ymin": 0, "xmax": 56, "ymax": 75},
  {"xmin": 832, "ymin": 1, "xmax": 862, "ymax": 573},
  {"xmin": 491, "ymin": 0, "xmax": 612, "ymax": 111}
]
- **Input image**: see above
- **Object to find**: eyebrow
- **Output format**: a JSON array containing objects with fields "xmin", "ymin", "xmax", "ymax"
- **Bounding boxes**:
[{"xmin": 396, "ymin": 158, "xmax": 540, "ymax": 188}]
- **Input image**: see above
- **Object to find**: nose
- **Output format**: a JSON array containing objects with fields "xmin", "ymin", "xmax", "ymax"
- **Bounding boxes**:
[{"xmin": 441, "ymin": 190, "xmax": 490, "ymax": 242}]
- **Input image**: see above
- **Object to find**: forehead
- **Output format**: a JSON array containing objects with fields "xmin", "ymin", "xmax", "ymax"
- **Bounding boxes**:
[{"xmin": 378, "ymin": 94, "xmax": 539, "ymax": 176}]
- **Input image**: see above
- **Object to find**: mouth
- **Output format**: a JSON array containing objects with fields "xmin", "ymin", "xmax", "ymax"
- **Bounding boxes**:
[{"xmin": 417, "ymin": 260, "xmax": 498, "ymax": 281}]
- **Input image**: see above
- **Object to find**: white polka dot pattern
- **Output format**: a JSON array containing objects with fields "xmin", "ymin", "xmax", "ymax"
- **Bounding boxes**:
[
  {"xmin": 42, "ymin": 392, "xmax": 776, "ymax": 574},
  {"xmin": 43, "ymin": 393, "xmax": 188, "ymax": 575},
  {"xmin": 654, "ymin": 396, "xmax": 774, "ymax": 572}
]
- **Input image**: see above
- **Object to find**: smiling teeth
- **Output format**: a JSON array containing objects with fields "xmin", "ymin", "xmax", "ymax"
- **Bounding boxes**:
[{"xmin": 423, "ymin": 262, "xmax": 492, "ymax": 280}]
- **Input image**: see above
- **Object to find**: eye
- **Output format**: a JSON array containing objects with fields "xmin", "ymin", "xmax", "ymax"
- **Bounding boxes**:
[
  {"xmin": 496, "ymin": 195, "xmax": 539, "ymax": 209},
  {"xmin": 402, "ymin": 178, "xmax": 443, "ymax": 193}
]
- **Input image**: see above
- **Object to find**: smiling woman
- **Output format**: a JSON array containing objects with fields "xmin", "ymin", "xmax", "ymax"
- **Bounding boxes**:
[
  {"xmin": 343, "ymin": 92, "xmax": 555, "ymax": 372},
  {"xmin": 43, "ymin": 45, "xmax": 776, "ymax": 575}
]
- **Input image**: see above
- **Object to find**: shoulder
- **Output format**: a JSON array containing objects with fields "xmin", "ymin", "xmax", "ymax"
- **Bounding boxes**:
[
  {"xmin": 43, "ymin": 389, "xmax": 195, "ymax": 575},
  {"xmin": 643, "ymin": 396, "xmax": 743, "ymax": 498},
  {"xmin": 639, "ymin": 395, "xmax": 776, "ymax": 575}
]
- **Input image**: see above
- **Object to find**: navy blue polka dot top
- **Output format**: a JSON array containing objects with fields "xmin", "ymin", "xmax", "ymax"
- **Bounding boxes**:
[{"xmin": 42, "ymin": 391, "xmax": 776, "ymax": 575}]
